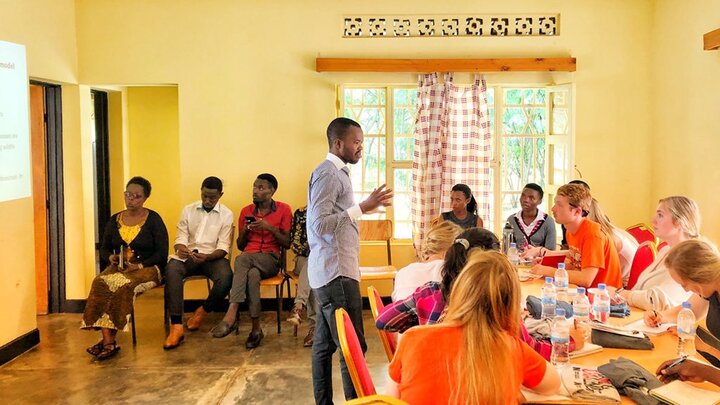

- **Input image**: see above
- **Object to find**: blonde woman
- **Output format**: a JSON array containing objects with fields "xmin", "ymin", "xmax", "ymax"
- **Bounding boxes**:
[
  {"xmin": 587, "ymin": 198, "xmax": 638, "ymax": 287},
  {"xmin": 644, "ymin": 240, "xmax": 720, "ymax": 385},
  {"xmin": 389, "ymin": 250, "xmax": 560, "ymax": 404},
  {"xmin": 619, "ymin": 196, "xmax": 700, "ymax": 310},
  {"xmin": 391, "ymin": 220, "xmax": 463, "ymax": 301}
]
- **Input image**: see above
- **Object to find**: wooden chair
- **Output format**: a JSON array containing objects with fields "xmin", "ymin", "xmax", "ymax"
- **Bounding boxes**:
[
  {"xmin": 626, "ymin": 241, "xmax": 657, "ymax": 290},
  {"xmin": 345, "ymin": 395, "xmax": 409, "ymax": 405},
  {"xmin": 336, "ymin": 308, "xmax": 376, "ymax": 398},
  {"xmin": 259, "ymin": 248, "xmax": 292, "ymax": 334},
  {"xmin": 359, "ymin": 220, "xmax": 397, "ymax": 282},
  {"xmin": 626, "ymin": 223, "xmax": 656, "ymax": 245},
  {"xmin": 367, "ymin": 286, "xmax": 397, "ymax": 362}
]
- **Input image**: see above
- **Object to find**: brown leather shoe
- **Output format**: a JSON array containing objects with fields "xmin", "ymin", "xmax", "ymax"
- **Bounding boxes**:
[
  {"xmin": 163, "ymin": 324, "xmax": 185, "ymax": 350},
  {"xmin": 303, "ymin": 326, "xmax": 315, "ymax": 347},
  {"xmin": 186, "ymin": 306, "xmax": 208, "ymax": 331}
]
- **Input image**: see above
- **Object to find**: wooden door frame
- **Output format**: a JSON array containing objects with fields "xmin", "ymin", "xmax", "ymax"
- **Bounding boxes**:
[{"xmin": 30, "ymin": 81, "xmax": 66, "ymax": 313}]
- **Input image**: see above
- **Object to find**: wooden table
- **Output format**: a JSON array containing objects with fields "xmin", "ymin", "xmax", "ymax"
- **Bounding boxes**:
[{"xmin": 519, "ymin": 276, "xmax": 720, "ymax": 403}]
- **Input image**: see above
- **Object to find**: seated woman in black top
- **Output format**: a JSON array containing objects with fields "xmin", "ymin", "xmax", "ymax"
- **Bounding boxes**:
[
  {"xmin": 82, "ymin": 176, "xmax": 168, "ymax": 360},
  {"xmin": 645, "ymin": 240, "xmax": 720, "ymax": 385},
  {"xmin": 439, "ymin": 183, "xmax": 483, "ymax": 229}
]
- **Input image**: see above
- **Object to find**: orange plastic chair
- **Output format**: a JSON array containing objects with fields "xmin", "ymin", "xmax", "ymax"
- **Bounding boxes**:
[
  {"xmin": 336, "ymin": 308, "xmax": 376, "ymax": 398},
  {"xmin": 626, "ymin": 241, "xmax": 657, "ymax": 289},
  {"xmin": 345, "ymin": 395, "xmax": 409, "ymax": 405},
  {"xmin": 626, "ymin": 223, "xmax": 656, "ymax": 245},
  {"xmin": 367, "ymin": 286, "xmax": 397, "ymax": 362}
]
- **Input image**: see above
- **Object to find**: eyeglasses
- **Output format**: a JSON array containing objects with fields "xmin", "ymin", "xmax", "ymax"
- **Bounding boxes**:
[{"xmin": 124, "ymin": 191, "xmax": 144, "ymax": 200}]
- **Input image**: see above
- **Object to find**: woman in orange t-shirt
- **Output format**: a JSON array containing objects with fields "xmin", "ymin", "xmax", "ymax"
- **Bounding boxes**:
[{"xmin": 388, "ymin": 250, "xmax": 561, "ymax": 404}]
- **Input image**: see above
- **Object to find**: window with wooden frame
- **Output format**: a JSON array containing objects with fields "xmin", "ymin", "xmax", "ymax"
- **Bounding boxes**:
[{"xmin": 338, "ymin": 83, "xmax": 574, "ymax": 237}]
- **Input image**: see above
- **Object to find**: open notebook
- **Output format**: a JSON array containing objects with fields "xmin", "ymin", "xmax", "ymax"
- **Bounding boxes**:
[
  {"xmin": 520, "ymin": 365, "xmax": 620, "ymax": 403},
  {"xmin": 650, "ymin": 380, "xmax": 720, "ymax": 405},
  {"xmin": 624, "ymin": 318, "xmax": 676, "ymax": 336}
]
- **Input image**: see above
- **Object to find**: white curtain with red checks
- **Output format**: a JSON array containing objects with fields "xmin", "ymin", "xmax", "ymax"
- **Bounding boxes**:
[{"xmin": 411, "ymin": 73, "xmax": 492, "ymax": 251}]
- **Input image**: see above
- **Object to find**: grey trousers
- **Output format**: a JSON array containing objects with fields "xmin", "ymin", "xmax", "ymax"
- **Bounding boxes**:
[
  {"xmin": 229, "ymin": 252, "xmax": 279, "ymax": 318},
  {"xmin": 293, "ymin": 255, "xmax": 316, "ymax": 326},
  {"xmin": 165, "ymin": 258, "xmax": 233, "ymax": 319}
]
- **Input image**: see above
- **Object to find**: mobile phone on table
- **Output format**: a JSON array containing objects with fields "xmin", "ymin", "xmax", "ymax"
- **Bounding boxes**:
[{"xmin": 245, "ymin": 216, "xmax": 256, "ymax": 224}]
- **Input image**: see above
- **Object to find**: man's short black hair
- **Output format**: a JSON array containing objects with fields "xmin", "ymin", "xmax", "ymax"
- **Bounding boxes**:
[
  {"xmin": 257, "ymin": 173, "xmax": 278, "ymax": 191},
  {"xmin": 523, "ymin": 183, "xmax": 544, "ymax": 199},
  {"xmin": 127, "ymin": 176, "xmax": 152, "ymax": 198},
  {"xmin": 201, "ymin": 176, "xmax": 223, "ymax": 193},
  {"xmin": 327, "ymin": 117, "xmax": 361, "ymax": 146},
  {"xmin": 569, "ymin": 179, "xmax": 590, "ymax": 190}
]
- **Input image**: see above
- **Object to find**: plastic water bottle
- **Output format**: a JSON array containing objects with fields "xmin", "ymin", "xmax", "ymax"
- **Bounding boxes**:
[
  {"xmin": 502, "ymin": 222, "xmax": 514, "ymax": 254},
  {"xmin": 508, "ymin": 243, "xmax": 520, "ymax": 267},
  {"xmin": 541, "ymin": 277, "xmax": 557, "ymax": 319},
  {"xmin": 554, "ymin": 263, "xmax": 569, "ymax": 301},
  {"xmin": 573, "ymin": 287, "xmax": 591, "ymax": 342},
  {"xmin": 592, "ymin": 283, "xmax": 611, "ymax": 323},
  {"xmin": 677, "ymin": 301, "xmax": 696, "ymax": 356},
  {"xmin": 551, "ymin": 308, "xmax": 570, "ymax": 367}
]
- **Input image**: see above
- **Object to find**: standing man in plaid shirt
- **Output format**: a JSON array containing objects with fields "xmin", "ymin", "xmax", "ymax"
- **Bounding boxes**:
[{"xmin": 308, "ymin": 117, "xmax": 393, "ymax": 404}]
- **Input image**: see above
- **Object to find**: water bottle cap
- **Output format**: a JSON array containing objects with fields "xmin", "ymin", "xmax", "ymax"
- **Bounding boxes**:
[
  {"xmin": 557, "ymin": 263, "xmax": 565, "ymax": 270},
  {"xmin": 682, "ymin": 301, "xmax": 692, "ymax": 309},
  {"xmin": 510, "ymin": 242, "xmax": 516, "ymax": 248},
  {"xmin": 598, "ymin": 283, "xmax": 607, "ymax": 290},
  {"xmin": 556, "ymin": 308, "xmax": 566, "ymax": 317},
  {"xmin": 577, "ymin": 287, "xmax": 585, "ymax": 294},
  {"xmin": 545, "ymin": 277, "xmax": 553, "ymax": 283}
]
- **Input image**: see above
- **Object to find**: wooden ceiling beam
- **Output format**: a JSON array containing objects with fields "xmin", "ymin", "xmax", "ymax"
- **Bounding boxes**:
[
  {"xmin": 316, "ymin": 57, "xmax": 576, "ymax": 72},
  {"xmin": 704, "ymin": 28, "xmax": 720, "ymax": 50}
]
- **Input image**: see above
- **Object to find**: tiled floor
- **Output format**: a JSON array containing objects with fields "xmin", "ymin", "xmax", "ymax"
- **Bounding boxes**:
[{"xmin": 0, "ymin": 288, "xmax": 390, "ymax": 404}]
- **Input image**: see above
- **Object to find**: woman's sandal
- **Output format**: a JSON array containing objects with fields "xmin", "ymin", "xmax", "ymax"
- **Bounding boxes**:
[
  {"xmin": 86, "ymin": 340, "xmax": 105, "ymax": 357},
  {"xmin": 95, "ymin": 342, "xmax": 121, "ymax": 360}
]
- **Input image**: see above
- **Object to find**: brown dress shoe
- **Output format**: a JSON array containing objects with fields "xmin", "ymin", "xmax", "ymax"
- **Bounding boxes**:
[
  {"xmin": 303, "ymin": 326, "xmax": 315, "ymax": 347},
  {"xmin": 186, "ymin": 306, "xmax": 208, "ymax": 331},
  {"xmin": 163, "ymin": 324, "xmax": 185, "ymax": 350}
]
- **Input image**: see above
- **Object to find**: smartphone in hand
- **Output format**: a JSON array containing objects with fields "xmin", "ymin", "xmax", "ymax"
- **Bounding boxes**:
[{"xmin": 245, "ymin": 216, "xmax": 256, "ymax": 224}]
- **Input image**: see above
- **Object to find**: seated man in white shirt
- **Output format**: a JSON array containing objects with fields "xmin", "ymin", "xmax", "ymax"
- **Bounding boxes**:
[{"xmin": 163, "ymin": 176, "xmax": 234, "ymax": 350}]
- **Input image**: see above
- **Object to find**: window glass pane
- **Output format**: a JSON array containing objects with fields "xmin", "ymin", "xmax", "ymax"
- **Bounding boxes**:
[
  {"xmin": 522, "ymin": 138, "xmax": 534, "ymax": 187},
  {"xmin": 502, "ymin": 137, "xmax": 522, "ymax": 192},
  {"xmin": 359, "ymin": 107, "xmax": 385, "ymax": 135},
  {"xmin": 503, "ymin": 107, "xmax": 527, "ymax": 134},
  {"xmin": 502, "ymin": 193, "xmax": 521, "ymax": 223},
  {"xmin": 394, "ymin": 136, "xmax": 414, "ymax": 161},
  {"xmin": 486, "ymin": 87, "xmax": 495, "ymax": 105},
  {"xmin": 488, "ymin": 107, "xmax": 495, "ymax": 135},
  {"xmin": 528, "ymin": 108, "xmax": 547, "ymax": 134},
  {"xmin": 552, "ymin": 107, "xmax": 568, "ymax": 135},
  {"xmin": 523, "ymin": 88, "xmax": 535, "ymax": 105},
  {"xmin": 535, "ymin": 137, "xmax": 546, "ymax": 188},
  {"xmin": 505, "ymin": 88, "xmax": 522, "ymax": 105},
  {"xmin": 351, "ymin": 89, "xmax": 363, "ymax": 105},
  {"xmin": 393, "ymin": 169, "xmax": 412, "ymax": 239},
  {"xmin": 535, "ymin": 89, "xmax": 547, "ymax": 105}
]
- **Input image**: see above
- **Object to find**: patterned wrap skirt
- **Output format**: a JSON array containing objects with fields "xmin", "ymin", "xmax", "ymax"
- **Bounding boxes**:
[{"xmin": 81, "ymin": 264, "xmax": 161, "ymax": 331}]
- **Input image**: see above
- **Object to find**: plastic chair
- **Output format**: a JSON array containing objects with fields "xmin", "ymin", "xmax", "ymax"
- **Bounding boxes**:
[
  {"xmin": 335, "ymin": 308, "xmax": 376, "ymax": 397},
  {"xmin": 626, "ymin": 241, "xmax": 657, "ymax": 290},
  {"xmin": 367, "ymin": 286, "xmax": 397, "ymax": 362},
  {"xmin": 626, "ymin": 223, "xmax": 656, "ymax": 245},
  {"xmin": 345, "ymin": 395, "xmax": 409, "ymax": 405},
  {"xmin": 359, "ymin": 220, "xmax": 397, "ymax": 282}
]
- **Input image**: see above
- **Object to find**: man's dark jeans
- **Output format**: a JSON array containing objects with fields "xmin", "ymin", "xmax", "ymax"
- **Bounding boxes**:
[{"xmin": 311, "ymin": 276, "xmax": 366, "ymax": 405}]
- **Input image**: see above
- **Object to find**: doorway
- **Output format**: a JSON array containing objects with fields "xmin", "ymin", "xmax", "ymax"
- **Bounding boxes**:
[{"xmin": 29, "ymin": 81, "xmax": 65, "ymax": 314}]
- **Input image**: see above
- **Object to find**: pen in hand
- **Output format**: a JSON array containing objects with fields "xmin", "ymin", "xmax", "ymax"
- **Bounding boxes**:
[
  {"xmin": 648, "ymin": 295, "xmax": 662, "ymax": 327},
  {"xmin": 658, "ymin": 355, "xmax": 688, "ymax": 376}
]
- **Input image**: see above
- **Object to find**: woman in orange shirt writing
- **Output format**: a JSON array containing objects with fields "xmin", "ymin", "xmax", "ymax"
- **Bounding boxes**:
[{"xmin": 388, "ymin": 250, "xmax": 560, "ymax": 404}]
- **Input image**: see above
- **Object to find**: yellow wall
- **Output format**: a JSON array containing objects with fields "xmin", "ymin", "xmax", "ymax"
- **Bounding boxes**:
[
  {"xmin": 2, "ymin": 0, "xmax": 718, "ymax": 346},
  {"xmin": 126, "ymin": 86, "xmax": 181, "ymax": 243},
  {"xmin": 650, "ymin": 0, "xmax": 720, "ymax": 241},
  {"xmin": 73, "ymin": 0, "xmax": 656, "ymax": 279},
  {"xmin": 0, "ymin": 0, "xmax": 79, "ymax": 346}
]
